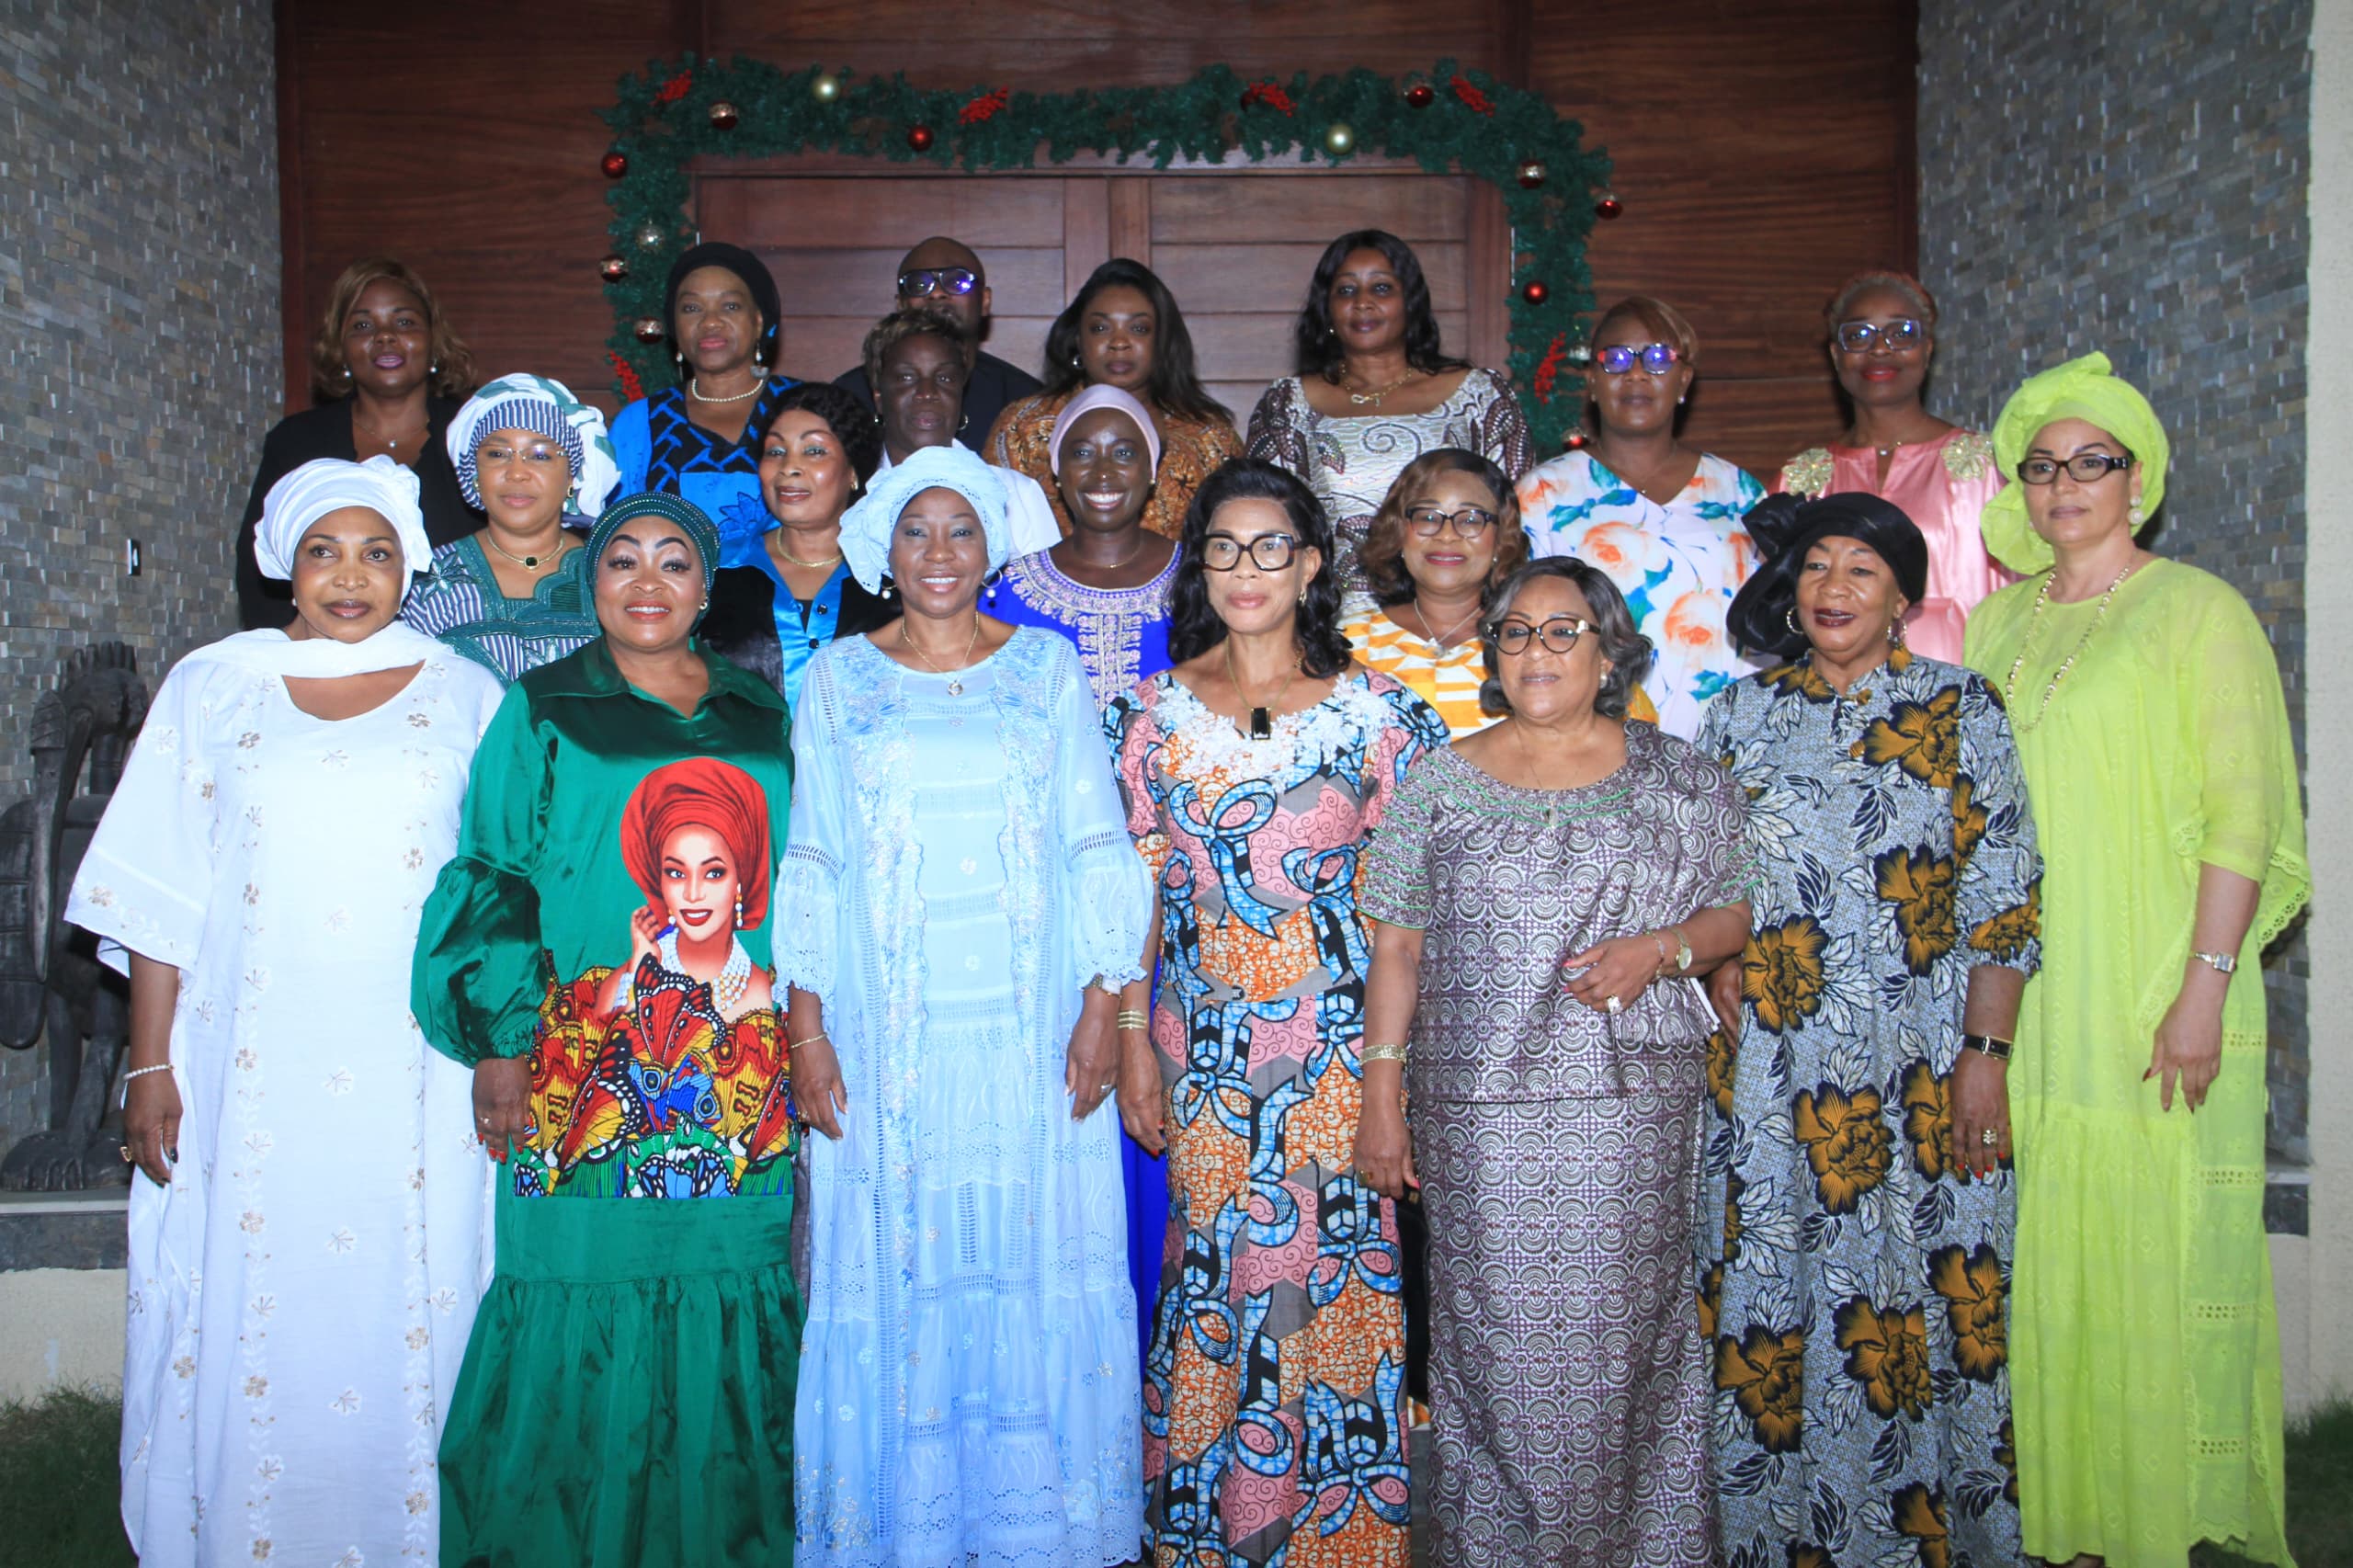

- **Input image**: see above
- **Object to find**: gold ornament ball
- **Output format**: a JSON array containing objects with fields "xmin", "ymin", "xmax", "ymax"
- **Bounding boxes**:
[
  {"xmin": 1324, "ymin": 121, "xmax": 1356, "ymax": 155},
  {"xmin": 635, "ymin": 222, "xmax": 667, "ymax": 250},
  {"xmin": 709, "ymin": 100, "xmax": 740, "ymax": 131},
  {"xmin": 811, "ymin": 71, "xmax": 842, "ymax": 103}
]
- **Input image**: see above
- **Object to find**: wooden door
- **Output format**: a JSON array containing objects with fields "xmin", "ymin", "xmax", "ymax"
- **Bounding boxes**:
[{"xmin": 694, "ymin": 155, "xmax": 1508, "ymax": 430}]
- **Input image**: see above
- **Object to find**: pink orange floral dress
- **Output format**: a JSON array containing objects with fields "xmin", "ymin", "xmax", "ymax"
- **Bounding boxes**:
[{"xmin": 1517, "ymin": 449, "xmax": 1764, "ymax": 738}]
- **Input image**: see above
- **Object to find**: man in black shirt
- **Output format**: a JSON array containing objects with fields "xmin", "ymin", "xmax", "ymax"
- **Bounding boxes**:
[{"xmin": 834, "ymin": 236, "xmax": 1041, "ymax": 447}]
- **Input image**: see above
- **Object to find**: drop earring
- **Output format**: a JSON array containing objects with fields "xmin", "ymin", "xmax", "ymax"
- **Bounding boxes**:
[
  {"xmin": 733, "ymin": 895, "xmax": 744, "ymax": 930},
  {"xmin": 2129, "ymin": 502, "xmax": 2145, "ymax": 527},
  {"xmin": 881, "ymin": 575, "xmax": 894, "ymax": 600},
  {"xmin": 1786, "ymin": 608, "xmax": 1801, "ymax": 635}
]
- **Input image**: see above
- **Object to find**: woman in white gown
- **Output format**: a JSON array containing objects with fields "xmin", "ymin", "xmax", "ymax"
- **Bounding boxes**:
[{"xmin": 67, "ymin": 456, "xmax": 502, "ymax": 1566}]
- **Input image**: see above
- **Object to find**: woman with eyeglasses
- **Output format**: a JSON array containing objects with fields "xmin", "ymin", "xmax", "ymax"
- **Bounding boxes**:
[
  {"xmin": 1355, "ymin": 555, "xmax": 1753, "ymax": 1564},
  {"xmin": 1774, "ymin": 272, "xmax": 2013, "ymax": 662},
  {"xmin": 1962, "ymin": 355, "xmax": 2308, "ymax": 1568},
  {"xmin": 863, "ymin": 306, "xmax": 1062, "ymax": 553},
  {"xmin": 1107, "ymin": 458, "xmax": 1448, "ymax": 1567},
  {"xmin": 1699, "ymin": 492, "xmax": 2042, "ymax": 1568},
  {"xmin": 987, "ymin": 257, "xmax": 1242, "ymax": 541},
  {"xmin": 1518, "ymin": 295, "xmax": 1764, "ymax": 738},
  {"xmin": 1247, "ymin": 230, "xmax": 1533, "ymax": 606}
]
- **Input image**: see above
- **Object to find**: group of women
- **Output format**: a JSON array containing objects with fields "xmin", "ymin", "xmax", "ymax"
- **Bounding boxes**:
[{"xmin": 75, "ymin": 232, "xmax": 2305, "ymax": 1568}]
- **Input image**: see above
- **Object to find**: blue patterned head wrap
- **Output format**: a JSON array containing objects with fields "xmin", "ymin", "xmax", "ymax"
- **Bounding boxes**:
[
  {"xmin": 586, "ymin": 492, "xmax": 722, "ymax": 598},
  {"xmin": 836, "ymin": 444, "xmax": 1011, "ymax": 595},
  {"xmin": 448, "ymin": 372, "xmax": 620, "ymax": 518}
]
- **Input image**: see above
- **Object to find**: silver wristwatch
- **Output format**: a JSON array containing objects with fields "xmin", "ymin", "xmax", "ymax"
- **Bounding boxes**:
[{"xmin": 2191, "ymin": 949, "xmax": 2239, "ymax": 975}]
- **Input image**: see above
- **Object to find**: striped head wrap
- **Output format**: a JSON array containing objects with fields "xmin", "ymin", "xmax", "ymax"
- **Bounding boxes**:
[{"xmin": 448, "ymin": 372, "xmax": 621, "ymax": 519}]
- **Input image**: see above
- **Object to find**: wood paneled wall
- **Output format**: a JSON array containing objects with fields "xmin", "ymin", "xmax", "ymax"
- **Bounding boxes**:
[{"xmin": 277, "ymin": 0, "xmax": 1916, "ymax": 475}]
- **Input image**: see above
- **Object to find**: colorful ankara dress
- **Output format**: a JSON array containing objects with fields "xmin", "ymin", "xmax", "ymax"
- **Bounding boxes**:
[
  {"xmin": 1696, "ymin": 648, "xmax": 2044, "ymax": 1568},
  {"xmin": 400, "ymin": 530, "xmax": 599, "ymax": 684},
  {"xmin": 779, "ymin": 629, "xmax": 1153, "ymax": 1568},
  {"xmin": 988, "ymin": 392, "xmax": 1244, "ymax": 541},
  {"xmin": 66, "ymin": 626, "xmax": 503, "ymax": 1567},
  {"xmin": 1965, "ymin": 562, "xmax": 2309, "ymax": 1568},
  {"xmin": 411, "ymin": 638, "xmax": 801, "ymax": 1567},
  {"xmin": 992, "ymin": 544, "xmax": 1180, "ymax": 1348},
  {"xmin": 1108, "ymin": 668, "xmax": 1448, "ymax": 1567},
  {"xmin": 609, "ymin": 376, "xmax": 801, "ymax": 553},
  {"xmin": 1245, "ymin": 369, "xmax": 1533, "ymax": 603},
  {"xmin": 1359, "ymin": 728, "xmax": 1754, "ymax": 1565},
  {"xmin": 1777, "ymin": 429, "xmax": 2014, "ymax": 664},
  {"xmin": 1518, "ymin": 449, "xmax": 1765, "ymax": 737}
]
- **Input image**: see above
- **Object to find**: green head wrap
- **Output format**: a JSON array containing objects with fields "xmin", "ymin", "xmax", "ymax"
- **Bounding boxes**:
[
  {"xmin": 1982, "ymin": 351, "xmax": 2169, "ymax": 574},
  {"xmin": 585, "ymin": 491, "xmax": 722, "ymax": 599}
]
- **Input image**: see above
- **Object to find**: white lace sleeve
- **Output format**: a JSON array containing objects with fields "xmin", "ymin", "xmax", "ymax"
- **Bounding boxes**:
[
  {"xmin": 1052, "ymin": 653, "xmax": 1152, "ymax": 989},
  {"xmin": 773, "ymin": 654, "xmax": 847, "ymax": 1001}
]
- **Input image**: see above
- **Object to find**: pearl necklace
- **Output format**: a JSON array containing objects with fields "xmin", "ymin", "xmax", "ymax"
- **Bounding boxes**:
[
  {"xmin": 2001, "ymin": 562, "xmax": 2136, "ymax": 733},
  {"xmin": 657, "ymin": 928, "xmax": 754, "ymax": 1013},
  {"xmin": 688, "ymin": 375, "xmax": 764, "ymax": 404}
]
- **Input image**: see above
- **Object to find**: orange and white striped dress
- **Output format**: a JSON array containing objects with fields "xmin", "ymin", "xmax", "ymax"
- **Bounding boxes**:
[{"xmin": 1346, "ymin": 607, "xmax": 1659, "ymax": 739}]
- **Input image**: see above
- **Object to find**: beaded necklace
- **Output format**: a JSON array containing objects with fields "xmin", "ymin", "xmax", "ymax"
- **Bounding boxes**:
[{"xmin": 2002, "ymin": 562, "xmax": 2137, "ymax": 733}]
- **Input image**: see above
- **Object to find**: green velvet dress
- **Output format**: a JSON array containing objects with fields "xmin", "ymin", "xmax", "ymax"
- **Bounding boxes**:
[{"xmin": 412, "ymin": 637, "xmax": 801, "ymax": 1567}]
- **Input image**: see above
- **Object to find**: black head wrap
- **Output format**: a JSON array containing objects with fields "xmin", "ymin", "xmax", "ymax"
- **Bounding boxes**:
[
  {"xmin": 1725, "ymin": 491, "xmax": 1930, "ymax": 661},
  {"xmin": 664, "ymin": 243, "xmax": 782, "ymax": 365}
]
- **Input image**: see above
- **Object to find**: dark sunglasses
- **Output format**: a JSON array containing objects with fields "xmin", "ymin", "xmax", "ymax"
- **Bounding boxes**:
[{"xmin": 898, "ymin": 267, "xmax": 979, "ymax": 298}]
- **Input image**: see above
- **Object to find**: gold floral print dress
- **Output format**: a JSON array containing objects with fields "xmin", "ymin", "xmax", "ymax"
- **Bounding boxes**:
[{"xmin": 1695, "ymin": 647, "xmax": 2042, "ymax": 1568}]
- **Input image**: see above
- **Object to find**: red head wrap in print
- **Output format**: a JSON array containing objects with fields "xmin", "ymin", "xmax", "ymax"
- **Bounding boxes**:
[{"xmin": 619, "ymin": 756, "xmax": 773, "ymax": 930}]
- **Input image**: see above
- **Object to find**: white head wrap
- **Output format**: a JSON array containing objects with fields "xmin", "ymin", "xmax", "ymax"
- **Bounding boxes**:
[
  {"xmin": 446, "ymin": 371, "xmax": 621, "ymax": 519},
  {"xmin": 837, "ymin": 444, "xmax": 1012, "ymax": 594},
  {"xmin": 256, "ymin": 456, "xmax": 433, "ymax": 587}
]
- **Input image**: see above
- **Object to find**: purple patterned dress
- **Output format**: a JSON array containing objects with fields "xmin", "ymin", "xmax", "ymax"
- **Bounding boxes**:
[{"xmin": 1358, "ymin": 724, "xmax": 1756, "ymax": 1566}]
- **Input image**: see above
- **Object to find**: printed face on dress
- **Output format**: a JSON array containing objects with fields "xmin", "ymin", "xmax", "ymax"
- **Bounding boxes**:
[
  {"xmin": 1492, "ymin": 575, "xmax": 1608, "ymax": 722},
  {"xmin": 760, "ymin": 409, "xmax": 857, "ymax": 529},
  {"xmin": 341, "ymin": 279, "xmax": 430, "ymax": 400},
  {"xmin": 1328, "ymin": 246, "xmax": 1407, "ymax": 359},
  {"xmin": 1078, "ymin": 284, "xmax": 1156, "ymax": 393},
  {"xmin": 672, "ymin": 265, "xmax": 766, "ymax": 378},
  {"xmin": 889, "ymin": 486, "xmax": 991, "ymax": 621},
  {"xmin": 1202, "ymin": 497, "xmax": 1319, "ymax": 640},
  {"xmin": 878, "ymin": 332, "xmax": 969, "ymax": 456},
  {"xmin": 286, "ymin": 507, "xmax": 410, "ymax": 644},
  {"xmin": 475, "ymin": 426, "xmax": 574, "ymax": 534},
  {"xmin": 1055, "ymin": 408, "xmax": 1154, "ymax": 537},
  {"xmin": 1586, "ymin": 312, "xmax": 1693, "ymax": 438},
  {"xmin": 595, "ymin": 523, "xmax": 703, "ymax": 654},
  {"xmin": 1830, "ymin": 285, "xmax": 1933, "ymax": 413},
  {"xmin": 1795, "ymin": 536, "xmax": 1907, "ymax": 666},
  {"xmin": 659, "ymin": 824, "xmax": 741, "ymax": 957},
  {"xmin": 1398, "ymin": 469, "xmax": 1502, "ymax": 600},
  {"xmin": 2019, "ymin": 416, "xmax": 2144, "ymax": 554},
  {"xmin": 894, "ymin": 236, "xmax": 989, "ymax": 343}
]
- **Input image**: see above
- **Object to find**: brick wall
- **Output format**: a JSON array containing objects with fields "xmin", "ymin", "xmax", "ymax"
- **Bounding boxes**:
[
  {"xmin": 0, "ymin": 0, "xmax": 279, "ymax": 1147},
  {"xmin": 1917, "ymin": 0, "xmax": 2314, "ymax": 1174}
]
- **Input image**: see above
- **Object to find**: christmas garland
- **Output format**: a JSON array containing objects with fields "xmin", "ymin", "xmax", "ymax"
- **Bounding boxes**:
[{"xmin": 598, "ymin": 58, "xmax": 1613, "ymax": 450}]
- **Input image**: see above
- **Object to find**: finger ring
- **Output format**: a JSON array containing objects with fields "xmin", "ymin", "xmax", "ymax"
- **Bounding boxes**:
[
  {"xmin": 1356, "ymin": 1167, "xmax": 1373, "ymax": 1182},
  {"xmin": 1980, "ymin": 1128, "xmax": 2000, "ymax": 1146},
  {"xmin": 119, "ymin": 1144, "xmax": 133, "ymax": 1164},
  {"xmin": 1097, "ymin": 1082, "xmax": 1117, "ymax": 1094},
  {"xmin": 1606, "ymin": 994, "xmax": 1623, "ymax": 1016}
]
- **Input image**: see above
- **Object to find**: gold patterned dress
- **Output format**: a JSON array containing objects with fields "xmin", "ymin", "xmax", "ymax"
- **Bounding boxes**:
[{"xmin": 986, "ymin": 391, "xmax": 1243, "ymax": 540}]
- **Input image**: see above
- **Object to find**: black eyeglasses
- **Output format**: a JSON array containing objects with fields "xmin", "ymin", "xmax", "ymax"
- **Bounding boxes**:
[
  {"xmin": 1833, "ymin": 318, "xmax": 1926, "ymax": 354},
  {"xmin": 1488, "ymin": 616, "xmax": 1594, "ymax": 655},
  {"xmin": 1200, "ymin": 533, "xmax": 1299, "ymax": 572},
  {"xmin": 898, "ymin": 267, "xmax": 979, "ymax": 298},
  {"xmin": 1404, "ymin": 506, "xmax": 1498, "ymax": 539},
  {"xmin": 1597, "ymin": 343, "xmax": 1678, "ymax": 376},
  {"xmin": 2016, "ymin": 451, "xmax": 2134, "ymax": 485}
]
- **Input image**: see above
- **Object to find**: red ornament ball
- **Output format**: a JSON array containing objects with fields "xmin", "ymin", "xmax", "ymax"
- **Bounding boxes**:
[
  {"xmin": 598, "ymin": 254, "xmax": 629, "ymax": 282},
  {"xmin": 1563, "ymin": 430, "xmax": 1591, "ymax": 451},
  {"xmin": 1517, "ymin": 160, "xmax": 1547, "ymax": 189},
  {"xmin": 631, "ymin": 316, "xmax": 665, "ymax": 345},
  {"xmin": 907, "ymin": 124, "xmax": 935, "ymax": 152},
  {"xmin": 709, "ymin": 100, "xmax": 740, "ymax": 131},
  {"xmin": 1521, "ymin": 280, "xmax": 1550, "ymax": 306},
  {"xmin": 1596, "ymin": 195, "xmax": 1624, "ymax": 221},
  {"xmin": 600, "ymin": 151, "xmax": 628, "ymax": 180},
  {"xmin": 1405, "ymin": 83, "xmax": 1435, "ymax": 108}
]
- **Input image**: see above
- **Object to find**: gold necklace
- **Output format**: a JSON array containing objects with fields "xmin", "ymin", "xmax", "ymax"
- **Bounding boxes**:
[
  {"xmin": 1345, "ymin": 369, "xmax": 1418, "ymax": 407},
  {"xmin": 900, "ymin": 614, "xmax": 983, "ymax": 696},
  {"xmin": 1224, "ymin": 639, "xmax": 1300, "ymax": 740},
  {"xmin": 1412, "ymin": 596, "xmax": 1482, "ymax": 648},
  {"xmin": 2002, "ymin": 562, "xmax": 2136, "ymax": 732},
  {"xmin": 483, "ymin": 530, "xmax": 572, "ymax": 573},
  {"xmin": 353, "ymin": 406, "xmax": 427, "ymax": 452},
  {"xmin": 688, "ymin": 374, "xmax": 764, "ymax": 404},
  {"xmin": 774, "ymin": 540, "xmax": 844, "ymax": 571}
]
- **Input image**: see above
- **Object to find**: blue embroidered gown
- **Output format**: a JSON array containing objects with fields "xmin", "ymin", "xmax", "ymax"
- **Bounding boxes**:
[{"xmin": 779, "ymin": 628, "xmax": 1154, "ymax": 1567}]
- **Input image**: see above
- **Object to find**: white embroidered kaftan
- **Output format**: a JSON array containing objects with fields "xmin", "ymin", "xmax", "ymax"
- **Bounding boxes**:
[{"xmin": 65, "ymin": 630, "xmax": 502, "ymax": 1567}]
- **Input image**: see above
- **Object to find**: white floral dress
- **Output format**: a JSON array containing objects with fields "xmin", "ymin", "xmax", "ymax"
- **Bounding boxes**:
[{"xmin": 67, "ymin": 638, "xmax": 502, "ymax": 1567}]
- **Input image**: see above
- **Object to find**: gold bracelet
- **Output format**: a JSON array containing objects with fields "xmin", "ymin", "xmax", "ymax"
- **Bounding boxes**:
[
  {"xmin": 788, "ymin": 1032, "xmax": 828, "ymax": 1051},
  {"xmin": 1116, "ymin": 1008, "xmax": 1149, "ymax": 1031},
  {"xmin": 1359, "ymin": 1040, "xmax": 1409, "ymax": 1063}
]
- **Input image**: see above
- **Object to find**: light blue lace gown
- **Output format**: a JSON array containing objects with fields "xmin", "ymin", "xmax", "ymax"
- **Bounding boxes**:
[{"xmin": 779, "ymin": 628, "xmax": 1153, "ymax": 1568}]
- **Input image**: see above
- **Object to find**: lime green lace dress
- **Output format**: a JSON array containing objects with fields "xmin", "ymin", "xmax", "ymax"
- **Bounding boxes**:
[{"xmin": 1965, "ymin": 560, "xmax": 2308, "ymax": 1568}]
